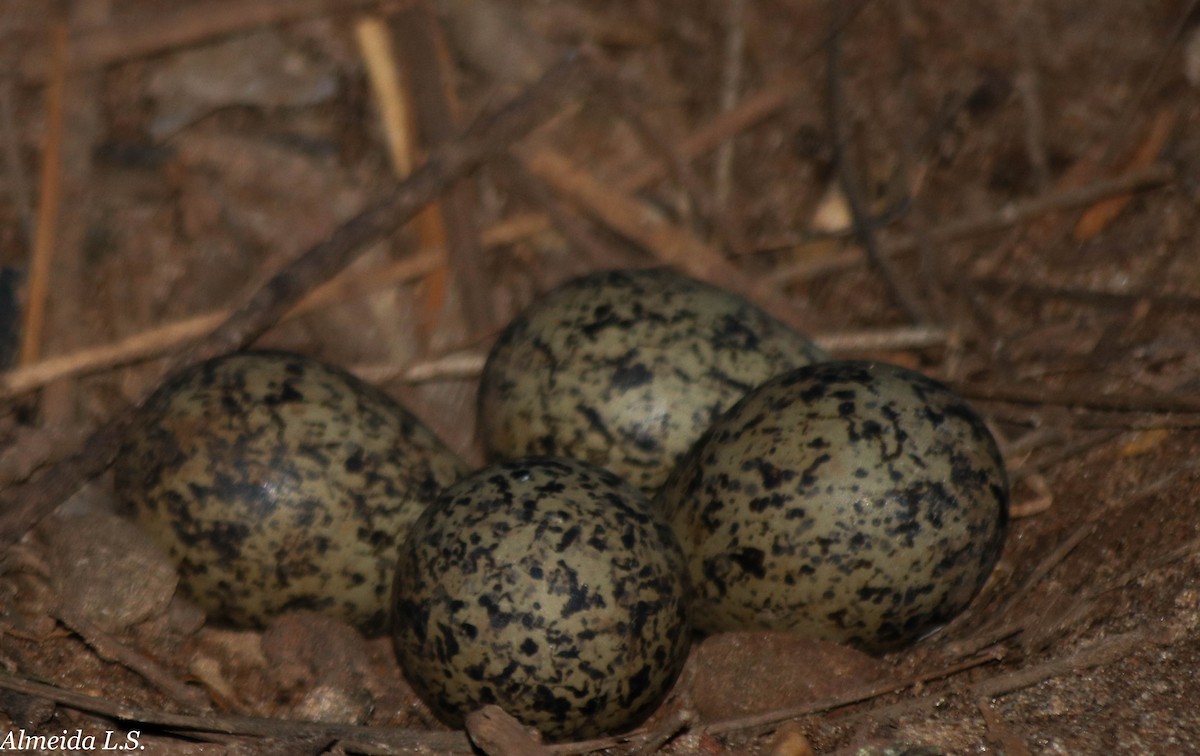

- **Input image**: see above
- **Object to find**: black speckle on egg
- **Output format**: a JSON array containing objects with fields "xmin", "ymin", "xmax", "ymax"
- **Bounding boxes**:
[
  {"xmin": 477, "ymin": 268, "xmax": 826, "ymax": 493},
  {"xmin": 391, "ymin": 456, "xmax": 691, "ymax": 742},
  {"xmin": 658, "ymin": 360, "xmax": 1008, "ymax": 652},
  {"xmin": 113, "ymin": 350, "xmax": 470, "ymax": 633}
]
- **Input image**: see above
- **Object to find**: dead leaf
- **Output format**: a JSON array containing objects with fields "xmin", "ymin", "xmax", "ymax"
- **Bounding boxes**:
[
  {"xmin": 1120, "ymin": 428, "xmax": 1171, "ymax": 457},
  {"xmin": 1073, "ymin": 107, "xmax": 1176, "ymax": 241}
]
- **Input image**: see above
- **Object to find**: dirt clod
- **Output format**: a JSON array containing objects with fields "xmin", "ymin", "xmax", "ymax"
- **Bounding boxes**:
[
  {"xmin": 689, "ymin": 632, "xmax": 890, "ymax": 722},
  {"xmin": 43, "ymin": 508, "xmax": 177, "ymax": 635}
]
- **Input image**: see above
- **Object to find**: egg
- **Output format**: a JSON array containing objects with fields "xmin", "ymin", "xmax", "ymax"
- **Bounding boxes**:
[
  {"xmin": 658, "ymin": 360, "xmax": 1008, "ymax": 651},
  {"xmin": 113, "ymin": 350, "xmax": 469, "ymax": 633},
  {"xmin": 391, "ymin": 456, "xmax": 691, "ymax": 742},
  {"xmin": 477, "ymin": 268, "xmax": 827, "ymax": 494}
]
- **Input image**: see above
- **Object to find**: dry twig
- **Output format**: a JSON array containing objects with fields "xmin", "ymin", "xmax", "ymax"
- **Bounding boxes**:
[
  {"xmin": 825, "ymin": 0, "xmax": 927, "ymax": 323},
  {"xmin": 769, "ymin": 164, "xmax": 1173, "ymax": 286},
  {"xmin": 521, "ymin": 147, "xmax": 829, "ymax": 333},
  {"xmin": 0, "ymin": 668, "xmax": 472, "ymax": 753},
  {"xmin": 955, "ymin": 380, "xmax": 1200, "ymax": 415},
  {"xmin": 1088, "ymin": 0, "xmax": 1198, "ymax": 173},
  {"xmin": 21, "ymin": 0, "xmax": 394, "ymax": 77},
  {"xmin": 816, "ymin": 325, "xmax": 948, "ymax": 353},
  {"xmin": 714, "ymin": 0, "xmax": 747, "ymax": 209},
  {"xmin": 0, "ymin": 317, "xmax": 950, "ymax": 403},
  {"xmin": 586, "ymin": 55, "xmax": 748, "ymax": 256},
  {"xmin": 0, "ymin": 77, "xmax": 33, "ymax": 241},
  {"xmin": 1012, "ymin": 0, "xmax": 1049, "ymax": 191},
  {"xmin": 617, "ymin": 79, "xmax": 792, "ymax": 194},
  {"xmin": 21, "ymin": 25, "xmax": 68, "ymax": 368},
  {"xmin": 974, "ymin": 627, "xmax": 1175, "ymax": 699},
  {"xmin": 505, "ymin": 156, "xmax": 647, "ymax": 273},
  {"xmin": 0, "ymin": 250, "xmax": 444, "ymax": 400},
  {"xmin": 392, "ymin": 3, "xmax": 492, "ymax": 334},
  {"xmin": 52, "ymin": 607, "xmax": 210, "ymax": 712},
  {"xmin": 616, "ymin": 0, "xmax": 871, "ymax": 195},
  {"xmin": 972, "ymin": 273, "xmax": 1200, "ymax": 312}
]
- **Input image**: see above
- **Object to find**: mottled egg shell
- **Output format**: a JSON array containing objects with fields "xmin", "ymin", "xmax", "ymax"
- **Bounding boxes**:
[
  {"xmin": 113, "ymin": 351, "xmax": 470, "ymax": 633},
  {"xmin": 391, "ymin": 456, "xmax": 691, "ymax": 742},
  {"xmin": 658, "ymin": 360, "xmax": 1008, "ymax": 651},
  {"xmin": 478, "ymin": 268, "xmax": 827, "ymax": 493}
]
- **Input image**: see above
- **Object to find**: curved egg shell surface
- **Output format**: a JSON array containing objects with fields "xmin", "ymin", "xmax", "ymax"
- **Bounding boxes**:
[
  {"xmin": 477, "ymin": 268, "xmax": 827, "ymax": 493},
  {"xmin": 391, "ymin": 456, "xmax": 691, "ymax": 742},
  {"xmin": 659, "ymin": 360, "xmax": 1008, "ymax": 651},
  {"xmin": 113, "ymin": 350, "xmax": 470, "ymax": 633}
]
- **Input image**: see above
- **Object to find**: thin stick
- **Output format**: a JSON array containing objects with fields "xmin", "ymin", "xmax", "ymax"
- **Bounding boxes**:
[
  {"xmin": 714, "ymin": 0, "xmax": 747, "ymax": 209},
  {"xmin": 52, "ymin": 606, "xmax": 211, "ymax": 712},
  {"xmin": 836, "ymin": 628, "xmax": 1175, "ymax": 740},
  {"xmin": 993, "ymin": 521, "xmax": 1095, "ymax": 624},
  {"xmin": 955, "ymin": 380, "xmax": 1200, "ymax": 414},
  {"xmin": 971, "ymin": 274, "xmax": 1200, "ymax": 312},
  {"xmin": 617, "ymin": 79, "xmax": 791, "ymax": 193},
  {"xmin": 1013, "ymin": 0, "xmax": 1049, "ymax": 191},
  {"xmin": 356, "ymin": 16, "xmax": 417, "ymax": 176},
  {"xmin": 1019, "ymin": 429, "xmax": 1121, "ymax": 475},
  {"xmin": 1073, "ymin": 413, "xmax": 1200, "ymax": 430},
  {"xmin": 356, "ymin": 11, "xmax": 455, "ymax": 346},
  {"xmin": 974, "ymin": 628, "xmax": 1173, "ymax": 699},
  {"xmin": 353, "ymin": 323, "xmax": 952, "ymax": 386},
  {"xmin": 380, "ymin": 326, "xmax": 947, "ymax": 384},
  {"xmin": 1083, "ymin": 532, "xmax": 1200, "ymax": 601},
  {"xmin": 21, "ymin": 24, "xmax": 68, "ymax": 367},
  {"xmin": 0, "ymin": 668, "xmax": 471, "ymax": 753},
  {"xmin": 891, "ymin": 0, "xmax": 944, "ymax": 324},
  {"xmin": 1091, "ymin": 0, "xmax": 1198, "ymax": 171},
  {"xmin": 1, "ymin": 315, "xmax": 949, "ymax": 402},
  {"xmin": 521, "ymin": 146, "xmax": 830, "ymax": 334},
  {"xmin": 886, "ymin": 164, "xmax": 1173, "ymax": 253},
  {"xmin": 616, "ymin": 0, "xmax": 873, "ymax": 195},
  {"xmin": 815, "ymin": 325, "xmax": 948, "ymax": 353},
  {"xmin": 0, "ymin": 250, "xmax": 444, "ymax": 399},
  {"xmin": 979, "ymin": 466, "xmax": 1181, "ymax": 652},
  {"xmin": 459, "ymin": 3, "xmax": 881, "ymax": 258},
  {"xmin": 182, "ymin": 54, "xmax": 586, "ymax": 364},
  {"xmin": 0, "ymin": 664, "xmax": 696, "ymax": 755},
  {"xmin": 392, "ymin": 3, "xmax": 491, "ymax": 333},
  {"xmin": 505, "ymin": 156, "xmax": 646, "ymax": 272},
  {"xmin": 769, "ymin": 164, "xmax": 1173, "ymax": 285},
  {"xmin": 21, "ymin": 0, "xmax": 394, "ymax": 77},
  {"xmin": 0, "ymin": 77, "xmax": 34, "ymax": 242},
  {"xmin": 580, "ymin": 52, "xmax": 748, "ymax": 257},
  {"xmin": 352, "ymin": 350, "xmax": 486, "ymax": 385},
  {"xmin": 480, "ymin": 212, "xmax": 552, "ymax": 247},
  {"xmin": 825, "ymin": 0, "xmax": 927, "ymax": 322}
]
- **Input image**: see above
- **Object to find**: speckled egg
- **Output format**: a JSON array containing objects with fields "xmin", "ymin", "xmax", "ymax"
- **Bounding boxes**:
[
  {"xmin": 113, "ymin": 350, "xmax": 470, "ymax": 633},
  {"xmin": 658, "ymin": 360, "xmax": 1008, "ymax": 651},
  {"xmin": 478, "ymin": 268, "xmax": 827, "ymax": 493},
  {"xmin": 391, "ymin": 456, "xmax": 691, "ymax": 742}
]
